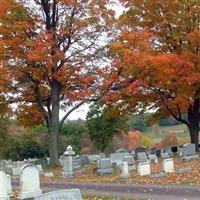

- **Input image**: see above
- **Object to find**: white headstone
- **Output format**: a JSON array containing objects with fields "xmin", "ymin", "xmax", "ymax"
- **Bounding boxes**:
[
  {"xmin": 121, "ymin": 161, "xmax": 130, "ymax": 178},
  {"xmin": 6, "ymin": 175, "xmax": 12, "ymax": 196},
  {"xmin": 18, "ymin": 164, "xmax": 42, "ymax": 199},
  {"xmin": 137, "ymin": 162, "xmax": 151, "ymax": 176},
  {"xmin": 163, "ymin": 158, "xmax": 174, "ymax": 173},
  {"xmin": 0, "ymin": 171, "xmax": 9, "ymax": 200}
]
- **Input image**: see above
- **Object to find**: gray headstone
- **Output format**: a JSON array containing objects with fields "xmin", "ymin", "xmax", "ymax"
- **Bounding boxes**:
[
  {"xmin": 136, "ymin": 152, "xmax": 148, "ymax": 162},
  {"xmin": 35, "ymin": 189, "xmax": 82, "ymax": 200},
  {"xmin": 97, "ymin": 158, "xmax": 113, "ymax": 175},
  {"xmin": 110, "ymin": 152, "xmax": 129, "ymax": 165},
  {"xmin": 183, "ymin": 143, "xmax": 196, "ymax": 156}
]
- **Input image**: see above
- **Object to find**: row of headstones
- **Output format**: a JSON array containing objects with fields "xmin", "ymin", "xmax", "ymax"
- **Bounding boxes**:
[
  {"xmin": 0, "ymin": 164, "xmax": 82, "ymax": 200},
  {"xmin": 97, "ymin": 157, "xmax": 192, "ymax": 178}
]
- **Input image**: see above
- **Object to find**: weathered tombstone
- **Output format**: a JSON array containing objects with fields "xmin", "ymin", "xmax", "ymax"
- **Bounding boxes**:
[
  {"xmin": 182, "ymin": 143, "xmax": 196, "ymax": 156},
  {"xmin": 62, "ymin": 145, "xmax": 75, "ymax": 178},
  {"xmin": 137, "ymin": 162, "xmax": 151, "ymax": 176},
  {"xmin": 73, "ymin": 157, "xmax": 82, "ymax": 171},
  {"xmin": 35, "ymin": 189, "xmax": 82, "ymax": 200},
  {"xmin": 79, "ymin": 155, "xmax": 90, "ymax": 165},
  {"xmin": 110, "ymin": 152, "xmax": 129, "ymax": 166},
  {"xmin": 18, "ymin": 164, "xmax": 42, "ymax": 199},
  {"xmin": 88, "ymin": 155, "xmax": 100, "ymax": 162},
  {"xmin": 136, "ymin": 152, "xmax": 148, "ymax": 163},
  {"xmin": 161, "ymin": 151, "xmax": 170, "ymax": 159},
  {"xmin": 121, "ymin": 161, "xmax": 130, "ymax": 178},
  {"xmin": 135, "ymin": 147, "xmax": 146, "ymax": 154},
  {"xmin": 149, "ymin": 172, "xmax": 167, "ymax": 179},
  {"xmin": 97, "ymin": 158, "xmax": 113, "ymax": 175},
  {"xmin": 181, "ymin": 143, "xmax": 199, "ymax": 161},
  {"xmin": 162, "ymin": 158, "xmax": 174, "ymax": 173},
  {"xmin": 148, "ymin": 154, "xmax": 158, "ymax": 163},
  {"xmin": 123, "ymin": 156, "xmax": 136, "ymax": 170},
  {"xmin": 149, "ymin": 148, "xmax": 157, "ymax": 155},
  {"xmin": 0, "ymin": 171, "xmax": 10, "ymax": 200},
  {"xmin": 176, "ymin": 167, "xmax": 192, "ymax": 174}
]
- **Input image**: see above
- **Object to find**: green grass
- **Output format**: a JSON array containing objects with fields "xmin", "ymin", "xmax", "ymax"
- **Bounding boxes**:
[{"xmin": 142, "ymin": 124, "xmax": 189, "ymax": 142}]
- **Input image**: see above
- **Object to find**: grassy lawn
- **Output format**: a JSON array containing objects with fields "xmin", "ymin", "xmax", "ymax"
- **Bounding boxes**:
[{"xmin": 143, "ymin": 124, "xmax": 190, "ymax": 142}]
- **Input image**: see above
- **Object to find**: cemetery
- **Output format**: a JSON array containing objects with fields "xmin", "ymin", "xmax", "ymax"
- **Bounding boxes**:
[{"xmin": 1, "ymin": 0, "xmax": 200, "ymax": 199}]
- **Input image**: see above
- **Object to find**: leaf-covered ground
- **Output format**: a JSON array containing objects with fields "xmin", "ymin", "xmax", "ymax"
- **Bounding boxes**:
[{"xmin": 42, "ymin": 156, "xmax": 200, "ymax": 185}]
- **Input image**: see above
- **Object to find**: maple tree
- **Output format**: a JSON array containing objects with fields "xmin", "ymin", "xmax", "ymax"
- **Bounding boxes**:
[
  {"xmin": 0, "ymin": 0, "xmax": 115, "ymax": 166},
  {"xmin": 105, "ymin": 0, "xmax": 200, "ymax": 151}
]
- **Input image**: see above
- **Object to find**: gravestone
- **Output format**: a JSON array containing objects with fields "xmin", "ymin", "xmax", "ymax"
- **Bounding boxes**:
[
  {"xmin": 73, "ymin": 157, "xmax": 82, "ymax": 171},
  {"xmin": 149, "ymin": 148, "xmax": 157, "ymax": 155},
  {"xmin": 97, "ymin": 158, "xmax": 113, "ymax": 175},
  {"xmin": 149, "ymin": 172, "xmax": 167, "ymax": 179},
  {"xmin": 18, "ymin": 164, "xmax": 42, "ymax": 199},
  {"xmin": 88, "ymin": 155, "xmax": 100, "ymax": 162},
  {"xmin": 135, "ymin": 147, "xmax": 146, "ymax": 154},
  {"xmin": 79, "ymin": 155, "xmax": 90, "ymax": 165},
  {"xmin": 35, "ymin": 189, "xmax": 82, "ymax": 200},
  {"xmin": 0, "ymin": 171, "xmax": 10, "ymax": 200},
  {"xmin": 155, "ymin": 149, "xmax": 161, "ymax": 157},
  {"xmin": 110, "ymin": 152, "xmax": 129, "ymax": 166},
  {"xmin": 136, "ymin": 152, "xmax": 148, "ymax": 163},
  {"xmin": 148, "ymin": 154, "xmax": 158, "ymax": 163},
  {"xmin": 161, "ymin": 151, "xmax": 170, "ymax": 159},
  {"xmin": 62, "ymin": 145, "xmax": 75, "ymax": 178},
  {"xmin": 123, "ymin": 156, "xmax": 136, "ymax": 170},
  {"xmin": 137, "ymin": 162, "xmax": 151, "ymax": 176},
  {"xmin": 176, "ymin": 167, "xmax": 192, "ymax": 174},
  {"xmin": 181, "ymin": 143, "xmax": 199, "ymax": 161},
  {"xmin": 182, "ymin": 143, "xmax": 196, "ymax": 156},
  {"xmin": 121, "ymin": 161, "xmax": 130, "ymax": 178},
  {"xmin": 162, "ymin": 158, "xmax": 174, "ymax": 173}
]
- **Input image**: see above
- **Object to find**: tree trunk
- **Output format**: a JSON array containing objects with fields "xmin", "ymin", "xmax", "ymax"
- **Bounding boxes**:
[
  {"xmin": 188, "ymin": 123, "xmax": 199, "ymax": 152},
  {"xmin": 188, "ymin": 100, "xmax": 200, "ymax": 152},
  {"xmin": 49, "ymin": 79, "xmax": 61, "ymax": 166}
]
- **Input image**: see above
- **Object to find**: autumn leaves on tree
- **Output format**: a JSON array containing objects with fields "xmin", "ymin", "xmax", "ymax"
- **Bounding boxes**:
[
  {"xmin": 0, "ymin": 0, "xmax": 115, "ymax": 166},
  {"xmin": 1, "ymin": 0, "xmax": 200, "ymax": 166}
]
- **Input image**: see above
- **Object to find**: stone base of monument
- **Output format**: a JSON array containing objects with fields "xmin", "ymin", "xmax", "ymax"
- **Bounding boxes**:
[
  {"xmin": 97, "ymin": 168, "xmax": 113, "ymax": 175},
  {"xmin": 181, "ymin": 155, "xmax": 199, "ymax": 162},
  {"xmin": 62, "ymin": 171, "xmax": 74, "ymax": 178},
  {"xmin": 17, "ymin": 189, "xmax": 42, "ymax": 200}
]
